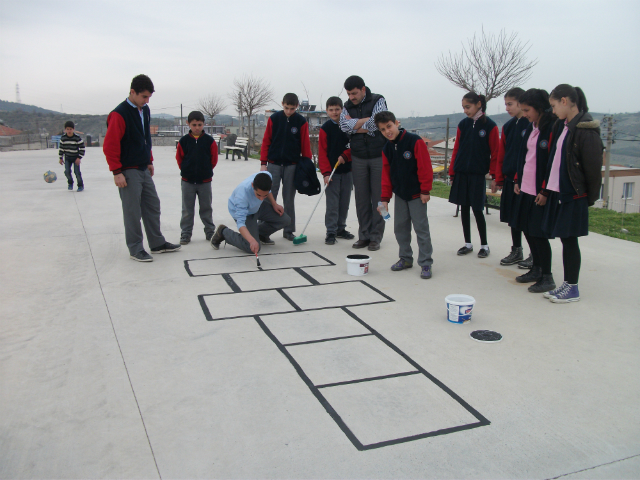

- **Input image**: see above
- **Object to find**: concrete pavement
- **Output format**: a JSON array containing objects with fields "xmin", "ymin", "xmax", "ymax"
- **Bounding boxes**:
[{"xmin": 1, "ymin": 147, "xmax": 639, "ymax": 479}]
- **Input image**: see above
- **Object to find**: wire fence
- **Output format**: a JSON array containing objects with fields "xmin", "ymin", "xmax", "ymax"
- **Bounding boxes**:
[{"xmin": 592, "ymin": 199, "xmax": 640, "ymax": 214}]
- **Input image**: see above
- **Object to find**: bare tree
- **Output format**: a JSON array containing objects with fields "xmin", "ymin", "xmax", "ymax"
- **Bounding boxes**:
[
  {"xmin": 228, "ymin": 75, "xmax": 274, "ymax": 147},
  {"xmin": 435, "ymin": 28, "xmax": 538, "ymax": 102},
  {"xmin": 198, "ymin": 94, "xmax": 227, "ymax": 124}
]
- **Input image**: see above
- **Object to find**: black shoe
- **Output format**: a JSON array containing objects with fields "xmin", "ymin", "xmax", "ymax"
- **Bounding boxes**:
[
  {"xmin": 516, "ymin": 266, "xmax": 542, "ymax": 283},
  {"xmin": 259, "ymin": 234, "xmax": 274, "ymax": 246},
  {"xmin": 283, "ymin": 232, "xmax": 295, "ymax": 241},
  {"xmin": 352, "ymin": 239, "xmax": 370, "ymax": 249},
  {"xmin": 210, "ymin": 224, "xmax": 226, "ymax": 250},
  {"xmin": 150, "ymin": 242, "xmax": 181, "ymax": 253},
  {"xmin": 325, "ymin": 233, "xmax": 336, "ymax": 245},
  {"xmin": 478, "ymin": 247, "xmax": 490, "ymax": 258},
  {"xmin": 457, "ymin": 245, "xmax": 473, "ymax": 255},
  {"xmin": 205, "ymin": 230, "xmax": 214, "ymax": 241},
  {"xmin": 528, "ymin": 274, "xmax": 556, "ymax": 293},
  {"xmin": 500, "ymin": 246, "xmax": 523, "ymax": 265},
  {"xmin": 130, "ymin": 250, "xmax": 153, "ymax": 262},
  {"xmin": 368, "ymin": 241, "xmax": 380, "ymax": 251},
  {"xmin": 518, "ymin": 254, "xmax": 533, "ymax": 269},
  {"xmin": 336, "ymin": 229, "xmax": 355, "ymax": 240},
  {"xmin": 180, "ymin": 235, "xmax": 191, "ymax": 245}
]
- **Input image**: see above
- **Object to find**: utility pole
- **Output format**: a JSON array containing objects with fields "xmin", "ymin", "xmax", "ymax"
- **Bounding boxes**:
[
  {"xmin": 602, "ymin": 115, "xmax": 614, "ymax": 209},
  {"xmin": 444, "ymin": 117, "xmax": 450, "ymax": 183},
  {"xmin": 180, "ymin": 104, "xmax": 183, "ymax": 135}
]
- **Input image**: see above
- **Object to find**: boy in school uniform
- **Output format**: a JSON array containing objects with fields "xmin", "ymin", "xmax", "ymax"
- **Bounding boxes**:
[
  {"xmin": 375, "ymin": 111, "xmax": 435, "ymax": 279},
  {"xmin": 260, "ymin": 93, "xmax": 312, "ymax": 243},
  {"xmin": 175, "ymin": 111, "xmax": 219, "ymax": 244},
  {"xmin": 58, "ymin": 121, "xmax": 85, "ymax": 191},
  {"xmin": 318, "ymin": 96, "xmax": 354, "ymax": 245},
  {"xmin": 209, "ymin": 172, "xmax": 290, "ymax": 254}
]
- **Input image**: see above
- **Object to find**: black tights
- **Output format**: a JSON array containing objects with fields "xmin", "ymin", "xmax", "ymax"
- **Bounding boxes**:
[
  {"xmin": 561, "ymin": 236, "xmax": 581, "ymax": 284},
  {"xmin": 461, "ymin": 205, "xmax": 487, "ymax": 245},
  {"xmin": 524, "ymin": 233, "xmax": 552, "ymax": 274},
  {"xmin": 511, "ymin": 227, "xmax": 522, "ymax": 248}
]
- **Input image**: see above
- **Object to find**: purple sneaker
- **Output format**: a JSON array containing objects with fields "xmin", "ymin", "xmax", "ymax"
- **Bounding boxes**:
[
  {"xmin": 420, "ymin": 265, "xmax": 432, "ymax": 279},
  {"xmin": 550, "ymin": 284, "xmax": 580, "ymax": 303},
  {"xmin": 391, "ymin": 259, "xmax": 413, "ymax": 271}
]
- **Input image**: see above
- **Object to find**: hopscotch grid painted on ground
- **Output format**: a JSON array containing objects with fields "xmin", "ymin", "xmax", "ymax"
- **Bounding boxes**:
[{"xmin": 188, "ymin": 251, "xmax": 490, "ymax": 450}]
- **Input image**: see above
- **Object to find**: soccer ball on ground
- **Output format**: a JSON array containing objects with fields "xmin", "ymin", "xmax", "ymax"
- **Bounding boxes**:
[{"xmin": 44, "ymin": 171, "xmax": 57, "ymax": 183}]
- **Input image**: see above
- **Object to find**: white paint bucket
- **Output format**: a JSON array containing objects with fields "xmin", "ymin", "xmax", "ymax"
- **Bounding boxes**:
[
  {"xmin": 445, "ymin": 294, "xmax": 476, "ymax": 324},
  {"xmin": 346, "ymin": 254, "xmax": 370, "ymax": 276}
]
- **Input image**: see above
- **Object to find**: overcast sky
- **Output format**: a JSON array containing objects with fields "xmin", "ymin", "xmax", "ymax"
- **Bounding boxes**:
[{"xmin": 1, "ymin": 0, "xmax": 639, "ymax": 118}]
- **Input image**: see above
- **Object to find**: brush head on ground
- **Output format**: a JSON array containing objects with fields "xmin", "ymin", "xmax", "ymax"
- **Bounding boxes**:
[{"xmin": 292, "ymin": 234, "xmax": 307, "ymax": 245}]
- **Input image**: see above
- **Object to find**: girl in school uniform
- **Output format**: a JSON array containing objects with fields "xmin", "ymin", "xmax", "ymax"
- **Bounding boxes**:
[
  {"xmin": 509, "ymin": 89, "xmax": 557, "ymax": 293},
  {"xmin": 541, "ymin": 85, "xmax": 603, "ymax": 303},
  {"xmin": 492, "ymin": 87, "xmax": 531, "ymax": 267},
  {"xmin": 448, "ymin": 92, "xmax": 500, "ymax": 258}
]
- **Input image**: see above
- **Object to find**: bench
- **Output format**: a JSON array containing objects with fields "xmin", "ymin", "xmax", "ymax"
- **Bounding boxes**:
[
  {"xmin": 453, "ymin": 190, "xmax": 502, "ymax": 217},
  {"xmin": 225, "ymin": 136, "xmax": 249, "ymax": 161}
]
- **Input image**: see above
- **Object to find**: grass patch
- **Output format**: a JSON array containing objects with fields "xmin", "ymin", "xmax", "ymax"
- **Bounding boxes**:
[
  {"xmin": 588, "ymin": 208, "xmax": 640, "ymax": 243},
  {"xmin": 430, "ymin": 180, "xmax": 640, "ymax": 243}
]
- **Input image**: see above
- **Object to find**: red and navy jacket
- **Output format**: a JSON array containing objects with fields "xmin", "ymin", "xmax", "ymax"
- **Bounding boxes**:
[
  {"xmin": 381, "ymin": 129, "xmax": 433, "ymax": 202},
  {"xmin": 260, "ymin": 110, "xmax": 312, "ymax": 166},
  {"xmin": 318, "ymin": 119, "xmax": 352, "ymax": 177},
  {"xmin": 448, "ymin": 114, "xmax": 499, "ymax": 177},
  {"xmin": 175, "ymin": 131, "xmax": 219, "ymax": 184},
  {"xmin": 514, "ymin": 121, "xmax": 554, "ymax": 194},
  {"xmin": 494, "ymin": 116, "xmax": 530, "ymax": 185},
  {"xmin": 103, "ymin": 100, "xmax": 153, "ymax": 175}
]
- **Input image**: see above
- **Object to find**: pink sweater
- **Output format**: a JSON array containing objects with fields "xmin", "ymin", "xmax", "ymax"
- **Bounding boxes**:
[
  {"xmin": 521, "ymin": 126, "xmax": 539, "ymax": 196},
  {"xmin": 547, "ymin": 122, "xmax": 569, "ymax": 192}
]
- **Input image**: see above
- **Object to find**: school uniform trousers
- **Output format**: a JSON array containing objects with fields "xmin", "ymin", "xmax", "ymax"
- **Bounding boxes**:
[
  {"xmin": 119, "ymin": 168, "xmax": 166, "ymax": 255},
  {"xmin": 352, "ymin": 155, "xmax": 385, "ymax": 243},
  {"xmin": 180, "ymin": 181, "xmax": 215, "ymax": 237},
  {"xmin": 394, "ymin": 197, "xmax": 433, "ymax": 267},
  {"xmin": 267, "ymin": 163, "xmax": 296, "ymax": 234},
  {"xmin": 223, "ymin": 201, "xmax": 291, "ymax": 254},
  {"xmin": 325, "ymin": 172, "xmax": 352, "ymax": 235}
]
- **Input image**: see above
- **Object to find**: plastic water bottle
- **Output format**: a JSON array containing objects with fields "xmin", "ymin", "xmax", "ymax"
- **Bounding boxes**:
[{"xmin": 378, "ymin": 201, "xmax": 391, "ymax": 222}]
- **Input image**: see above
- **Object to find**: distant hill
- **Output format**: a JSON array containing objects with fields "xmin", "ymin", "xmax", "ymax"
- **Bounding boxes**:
[
  {"xmin": 398, "ymin": 111, "xmax": 640, "ymax": 168},
  {"xmin": 0, "ymin": 99, "xmax": 60, "ymax": 115}
]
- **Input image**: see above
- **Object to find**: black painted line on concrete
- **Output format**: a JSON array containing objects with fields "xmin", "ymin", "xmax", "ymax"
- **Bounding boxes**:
[
  {"xmin": 200, "ymin": 300, "xmax": 392, "ymax": 322},
  {"xmin": 315, "ymin": 371, "xmax": 420, "ymax": 389},
  {"xmin": 253, "ymin": 315, "xmax": 365, "ymax": 451},
  {"xmin": 221, "ymin": 273, "xmax": 242, "ymax": 292},
  {"xmin": 184, "ymin": 251, "xmax": 333, "ymax": 277},
  {"xmin": 293, "ymin": 267, "xmax": 320, "ymax": 285},
  {"xmin": 283, "ymin": 333, "xmax": 374, "ymax": 347},
  {"xmin": 341, "ymin": 307, "xmax": 490, "ymax": 427},
  {"xmin": 198, "ymin": 295, "xmax": 214, "ymax": 322},
  {"xmin": 277, "ymin": 289, "xmax": 302, "ymax": 311},
  {"xmin": 360, "ymin": 422, "xmax": 488, "ymax": 450},
  {"xmin": 73, "ymin": 195, "xmax": 162, "ymax": 479},
  {"xmin": 547, "ymin": 453, "xmax": 640, "ymax": 480}
]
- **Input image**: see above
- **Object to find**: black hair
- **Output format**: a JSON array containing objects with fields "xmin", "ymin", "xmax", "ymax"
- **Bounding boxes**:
[
  {"xmin": 64, "ymin": 121, "xmax": 74, "ymax": 129},
  {"xmin": 130, "ymin": 74, "xmax": 155, "ymax": 94},
  {"xmin": 504, "ymin": 87, "xmax": 525, "ymax": 101},
  {"xmin": 462, "ymin": 91, "xmax": 487, "ymax": 112},
  {"xmin": 187, "ymin": 111, "xmax": 205, "ymax": 123},
  {"xmin": 518, "ymin": 88, "xmax": 557, "ymax": 133},
  {"xmin": 374, "ymin": 111, "xmax": 396, "ymax": 126},
  {"xmin": 549, "ymin": 84, "xmax": 589, "ymax": 112},
  {"xmin": 326, "ymin": 96, "xmax": 343, "ymax": 109},
  {"xmin": 253, "ymin": 172, "xmax": 272, "ymax": 192},
  {"xmin": 282, "ymin": 93, "xmax": 299, "ymax": 106},
  {"xmin": 344, "ymin": 75, "xmax": 365, "ymax": 91}
]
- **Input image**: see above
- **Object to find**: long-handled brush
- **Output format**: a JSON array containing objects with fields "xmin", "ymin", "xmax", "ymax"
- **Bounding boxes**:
[{"xmin": 293, "ymin": 160, "xmax": 340, "ymax": 245}]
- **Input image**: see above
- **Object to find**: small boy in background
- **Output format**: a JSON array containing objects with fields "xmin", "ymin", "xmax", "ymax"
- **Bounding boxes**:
[
  {"xmin": 260, "ymin": 93, "xmax": 312, "ymax": 243},
  {"xmin": 58, "ymin": 121, "xmax": 85, "ymax": 191},
  {"xmin": 318, "ymin": 96, "xmax": 354, "ymax": 245},
  {"xmin": 375, "ymin": 111, "xmax": 435, "ymax": 279},
  {"xmin": 176, "ymin": 111, "xmax": 218, "ymax": 244}
]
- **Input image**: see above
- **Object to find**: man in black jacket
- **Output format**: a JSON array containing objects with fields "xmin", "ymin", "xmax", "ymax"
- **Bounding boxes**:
[{"xmin": 340, "ymin": 76, "xmax": 388, "ymax": 251}]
